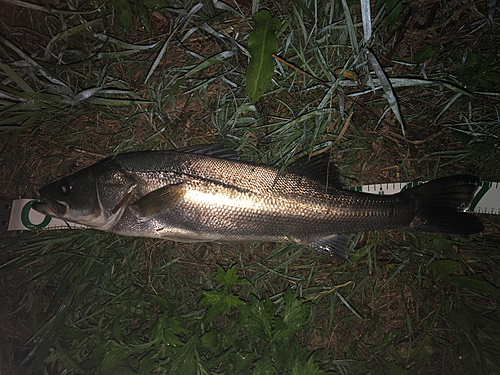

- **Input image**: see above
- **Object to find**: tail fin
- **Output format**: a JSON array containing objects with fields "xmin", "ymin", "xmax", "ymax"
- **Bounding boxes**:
[{"xmin": 400, "ymin": 175, "xmax": 484, "ymax": 234}]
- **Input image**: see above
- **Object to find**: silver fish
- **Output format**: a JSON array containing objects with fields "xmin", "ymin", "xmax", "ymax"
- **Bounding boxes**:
[{"xmin": 33, "ymin": 144, "xmax": 484, "ymax": 260}]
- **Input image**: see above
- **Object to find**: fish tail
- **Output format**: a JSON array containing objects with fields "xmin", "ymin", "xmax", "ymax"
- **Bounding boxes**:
[{"xmin": 400, "ymin": 175, "xmax": 484, "ymax": 234}]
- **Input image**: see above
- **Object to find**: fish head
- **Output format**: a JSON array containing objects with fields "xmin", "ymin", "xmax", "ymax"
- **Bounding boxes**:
[{"xmin": 33, "ymin": 159, "xmax": 138, "ymax": 229}]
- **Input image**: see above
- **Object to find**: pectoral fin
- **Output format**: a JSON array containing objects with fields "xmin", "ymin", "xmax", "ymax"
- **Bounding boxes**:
[
  {"xmin": 130, "ymin": 184, "xmax": 185, "ymax": 217},
  {"xmin": 310, "ymin": 234, "xmax": 350, "ymax": 261}
]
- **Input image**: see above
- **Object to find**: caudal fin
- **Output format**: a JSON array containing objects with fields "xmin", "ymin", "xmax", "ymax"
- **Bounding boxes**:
[{"xmin": 400, "ymin": 175, "xmax": 484, "ymax": 234}]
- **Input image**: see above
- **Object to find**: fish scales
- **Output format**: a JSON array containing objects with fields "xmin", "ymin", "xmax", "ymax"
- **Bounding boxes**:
[{"xmin": 115, "ymin": 152, "xmax": 415, "ymax": 238}]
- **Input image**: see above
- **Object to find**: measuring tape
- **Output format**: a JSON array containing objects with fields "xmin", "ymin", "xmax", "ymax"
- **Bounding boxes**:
[
  {"xmin": 348, "ymin": 181, "xmax": 500, "ymax": 215},
  {"xmin": 1, "ymin": 181, "xmax": 498, "ymax": 232}
]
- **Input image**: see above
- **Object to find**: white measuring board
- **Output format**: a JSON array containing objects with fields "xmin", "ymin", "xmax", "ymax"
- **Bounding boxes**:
[
  {"xmin": 1, "ymin": 181, "xmax": 498, "ymax": 232},
  {"xmin": 347, "ymin": 181, "xmax": 500, "ymax": 215},
  {"xmin": 3, "ymin": 199, "xmax": 88, "ymax": 231}
]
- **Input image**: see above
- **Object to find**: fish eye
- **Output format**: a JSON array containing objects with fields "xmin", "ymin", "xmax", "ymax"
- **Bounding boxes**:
[{"xmin": 58, "ymin": 178, "xmax": 73, "ymax": 196}]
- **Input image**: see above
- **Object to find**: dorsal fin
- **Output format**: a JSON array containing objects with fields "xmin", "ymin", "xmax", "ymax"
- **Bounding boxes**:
[
  {"xmin": 178, "ymin": 144, "xmax": 342, "ymax": 188},
  {"xmin": 177, "ymin": 144, "xmax": 244, "ymax": 162},
  {"xmin": 287, "ymin": 152, "xmax": 343, "ymax": 188}
]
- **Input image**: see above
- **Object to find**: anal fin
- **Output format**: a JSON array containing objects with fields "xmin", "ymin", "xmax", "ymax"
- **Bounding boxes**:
[{"xmin": 310, "ymin": 235, "xmax": 350, "ymax": 261}]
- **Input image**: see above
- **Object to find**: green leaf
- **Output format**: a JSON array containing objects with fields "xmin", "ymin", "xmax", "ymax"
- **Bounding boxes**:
[
  {"xmin": 291, "ymin": 356, "xmax": 326, "ymax": 375},
  {"xmin": 214, "ymin": 264, "xmax": 250, "ymax": 289},
  {"xmin": 246, "ymin": 10, "xmax": 281, "ymax": 103},
  {"xmin": 114, "ymin": 0, "xmax": 134, "ymax": 32},
  {"xmin": 99, "ymin": 342, "xmax": 137, "ymax": 375},
  {"xmin": 50, "ymin": 339, "xmax": 88, "ymax": 375},
  {"xmin": 484, "ymin": 71, "xmax": 500, "ymax": 83},
  {"xmin": 138, "ymin": 353, "xmax": 156, "ymax": 375},
  {"xmin": 200, "ymin": 329, "xmax": 219, "ymax": 349},
  {"xmin": 230, "ymin": 352, "xmax": 256, "ymax": 372},
  {"xmin": 204, "ymin": 301, "xmax": 226, "ymax": 322},
  {"xmin": 428, "ymin": 260, "xmax": 462, "ymax": 279},
  {"xmin": 172, "ymin": 337, "xmax": 199, "ymax": 374},
  {"xmin": 465, "ymin": 51, "xmax": 479, "ymax": 66},
  {"xmin": 176, "ymin": 355, "xmax": 198, "ymax": 375},
  {"xmin": 273, "ymin": 288, "xmax": 308, "ymax": 341},
  {"xmin": 238, "ymin": 295, "xmax": 275, "ymax": 340},
  {"xmin": 385, "ymin": 0, "xmax": 404, "ymax": 25},
  {"xmin": 151, "ymin": 313, "xmax": 186, "ymax": 346},
  {"xmin": 224, "ymin": 294, "xmax": 246, "ymax": 308},
  {"xmin": 479, "ymin": 78, "xmax": 494, "ymax": 90},
  {"xmin": 136, "ymin": 4, "xmax": 153, "ymax": 36},
  {"xmin": 471, "ymin": 138, "xmax": 496, "ymax": 154},
  {"xmin": 201, "ymin": 266, "xmax": 247, "ymax": 322},
  {"xmin": 444, "ymin": 274, "xmax": 500, "ymax": 295},
  {"xmin": 149, "ymin": 294, "xmax": 170, "ymax": 310},
  {"xmin": 252, "ymin": 357, "xmax": 278, "ymax": 375},
  {"xmin": 201, "ymin": 291, "xmax": 245, "ymax": 311},
  {"xmin": 202, "ymin": 293, "xmax": 246, "ymax": 322},
  {"xmin": 201, "ymin": 290, "xmax": 224, "ymax": 306},
  {"xmin": 451, "ymin": 129, "xmax": 471, "ymax": 146},
  {"xmin": 216, "ymin": 264, "xmax": 237, "ymax": 287}
]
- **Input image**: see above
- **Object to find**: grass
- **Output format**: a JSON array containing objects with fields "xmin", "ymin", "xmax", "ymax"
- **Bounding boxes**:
[{"xmin": 1, "ymin": 0, "xmax": 500, "ymax": 373}]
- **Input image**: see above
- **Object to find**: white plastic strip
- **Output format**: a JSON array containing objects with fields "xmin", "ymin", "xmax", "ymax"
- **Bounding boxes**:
[
  {"xmin": 3, "ymin": 181, "xmax": 499, "ymax": 231},
  {"xmin": 7, "ymin": 199, "xmax": 87, "ymax": 231},
  {"xmin": 347, "ymin": 181, "xmax": 499, "ymax": 214}
]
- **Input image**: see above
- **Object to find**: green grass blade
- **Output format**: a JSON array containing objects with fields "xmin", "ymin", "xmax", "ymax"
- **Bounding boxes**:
[
  {"xmin": 365, "ymin": 48, "xmax": 405, "ymax": 134},
  {"xmin": 144, "ymin": 3, "xmax": 204, "ymax": 83},
  {"xmin": 0, "ymin": 61, "xmax": 34, "ymax": 93},
  {"xmin": 361, "ymin": 0, "xmax": 372, "ymax": 41},
  {"xmin": 341, "ymin": 0, "xmax": 359, "ymax": 54}
]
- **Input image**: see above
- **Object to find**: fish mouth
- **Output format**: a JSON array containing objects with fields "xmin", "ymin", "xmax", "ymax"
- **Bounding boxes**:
[{"xmin": 32, "ymin": 199, "xmax": 68, "ymax": 218}]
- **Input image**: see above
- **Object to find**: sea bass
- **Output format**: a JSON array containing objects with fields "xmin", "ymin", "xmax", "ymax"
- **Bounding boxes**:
[{"xmin": 33, "ymin": 144, "xmax": 484, "ymax": 260}]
